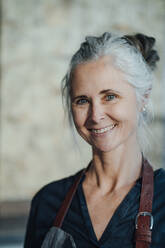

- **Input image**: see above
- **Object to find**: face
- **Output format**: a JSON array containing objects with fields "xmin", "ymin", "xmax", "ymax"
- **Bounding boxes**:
[{"xmin": 71, "ymin": 56, "xmax": 140, "ymax": 153}]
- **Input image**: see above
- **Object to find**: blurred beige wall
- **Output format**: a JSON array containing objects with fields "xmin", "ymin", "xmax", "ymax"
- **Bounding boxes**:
[{"xmin": 0, "ymin": 0, "xmax": 165, "ymax": 201}]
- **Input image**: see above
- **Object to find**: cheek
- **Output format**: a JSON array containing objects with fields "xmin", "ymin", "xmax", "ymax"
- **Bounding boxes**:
[
  {"xmin": 113, "ymin": 101, "xmax": 138, "ymax": 124},
  {"xmin": 72, "ymin": 108, "xmax": 87, "ymax": 128}
]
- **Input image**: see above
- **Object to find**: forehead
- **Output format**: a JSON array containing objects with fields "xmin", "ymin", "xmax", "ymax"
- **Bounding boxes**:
[{"xmin": 71, "ymin": 56, "xmax": 133, "ymax": 95}]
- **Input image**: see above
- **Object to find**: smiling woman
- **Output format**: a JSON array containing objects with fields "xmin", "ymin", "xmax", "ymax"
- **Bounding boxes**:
[
  {"xmin": 24, "ymin": 32, "xmax": 165, "ymax": 248},
  {"xmin": 71, "ymin": 57, "xmax": 139, "ymax": 153}
]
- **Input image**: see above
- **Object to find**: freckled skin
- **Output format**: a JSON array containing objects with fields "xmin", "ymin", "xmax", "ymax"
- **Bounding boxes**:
[{"xmin": 71, "ymin": 56, "xmax": 140, "ymax": 153}]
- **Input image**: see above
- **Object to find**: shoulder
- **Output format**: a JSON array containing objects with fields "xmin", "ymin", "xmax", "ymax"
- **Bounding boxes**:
[
  {"xmin": 154, "ymin": 167, "xmax": 165, "ymax": 189},
  {"xmin": 31, "ymin": 169, "xmax": 84, "ymax": 208},
  {"xmin": 24, "ymin": 169, "xmax": 84, "ymax": 247},
  {"xmin": 151, "ymin": 168, "xmax": 165, "ymax": 244},
  {"xmin": 153, "ymin": 167, "xmax": 165, "ymax": 207}
]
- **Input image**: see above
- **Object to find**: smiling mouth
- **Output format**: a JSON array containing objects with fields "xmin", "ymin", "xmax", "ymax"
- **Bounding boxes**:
[{"xmin": 89, "ymin": 124, "xmax": 117, "ymax": 134}]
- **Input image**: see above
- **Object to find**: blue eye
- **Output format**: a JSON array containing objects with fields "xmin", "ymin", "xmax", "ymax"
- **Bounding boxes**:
[
  {"xmin": 76, "ymin": 99, "xmax": 88, "ymax": 105},
  {"xmin": 106, "ymin": 94, "xmax": 116, "ymax": 101}
]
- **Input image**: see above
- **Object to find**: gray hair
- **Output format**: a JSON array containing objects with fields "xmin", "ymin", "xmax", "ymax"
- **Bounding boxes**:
[{"xmin": 61, "ymin": 32, "xmax": 159, "ymax": 153}]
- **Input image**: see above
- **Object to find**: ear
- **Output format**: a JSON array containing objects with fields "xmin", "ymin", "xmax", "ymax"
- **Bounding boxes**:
[
  {"xmin": 139, "ymin": 87, "xmax": 152, "ymax": 112},
  {"xmin": 144, "ymin": 87, "xmax": 152, "ymax": 100}
]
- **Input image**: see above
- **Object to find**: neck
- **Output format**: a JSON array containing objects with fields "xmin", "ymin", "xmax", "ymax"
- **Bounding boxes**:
[{"xmin": 86, "ymin": 140, "xmax": 142, "ymax": 194}]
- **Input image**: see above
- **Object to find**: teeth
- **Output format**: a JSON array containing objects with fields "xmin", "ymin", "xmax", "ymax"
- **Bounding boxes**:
[{"xmin": 91, "ymin": 124, "xmax": 115, "ymax": 134}]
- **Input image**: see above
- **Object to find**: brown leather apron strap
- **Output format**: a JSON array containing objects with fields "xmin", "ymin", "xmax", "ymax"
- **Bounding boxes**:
[
  {"xmin": 53, "ymin": 169, "xmax": 86, "ymax": 228},
  {"xmin": 135, "ymin": 158, "xmax": 154, "ymax": 248}
]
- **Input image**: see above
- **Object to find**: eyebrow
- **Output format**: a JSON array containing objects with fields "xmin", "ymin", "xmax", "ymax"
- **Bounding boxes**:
[
  {"xmin": 72, "ymin": 89, "xmax": 120, "ymax": 101},
  {"xmin": 99, "ymin": 89, "xmax": 120, "ymax": 94},
  {"xmin": 71, "ymin": 95, "xmax": 87, "ymax": 101}
]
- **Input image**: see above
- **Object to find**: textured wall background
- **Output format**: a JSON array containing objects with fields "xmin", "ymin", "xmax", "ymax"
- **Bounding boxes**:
[{"xmin": 0, "ymin": 0, "xmax": 165, "ymax": 201}]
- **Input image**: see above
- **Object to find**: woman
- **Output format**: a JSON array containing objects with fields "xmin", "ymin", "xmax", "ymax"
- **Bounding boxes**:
[{"xmin": 24, "ymin": 32, "xmax": 165, "ymax": 248}]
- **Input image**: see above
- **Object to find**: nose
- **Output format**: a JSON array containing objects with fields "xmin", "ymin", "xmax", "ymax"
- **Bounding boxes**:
[{"xmin": 88, "ymin": 102, "xmax": 105, "ymax": 123}]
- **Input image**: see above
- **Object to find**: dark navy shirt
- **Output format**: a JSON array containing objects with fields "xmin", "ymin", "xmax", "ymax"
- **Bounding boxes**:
[{"xmin": 24, "ymin": 167, "xmax": 165, "ymax": 248}]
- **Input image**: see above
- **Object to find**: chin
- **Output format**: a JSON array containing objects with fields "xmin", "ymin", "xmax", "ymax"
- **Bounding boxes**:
[{"xmin": 92, "ymin": 143, "xmax": 116, "ymax": 153}]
